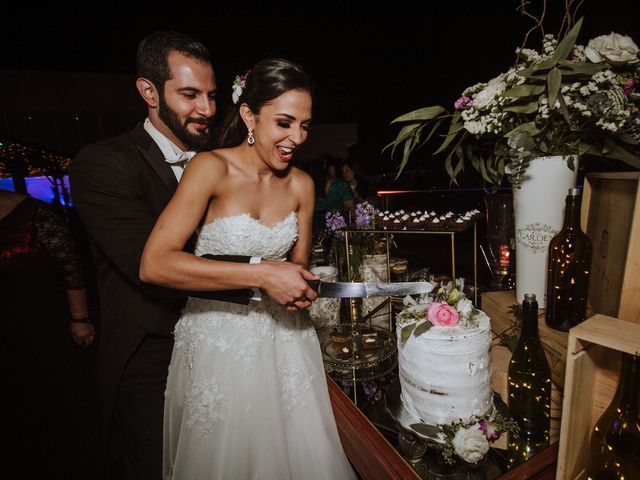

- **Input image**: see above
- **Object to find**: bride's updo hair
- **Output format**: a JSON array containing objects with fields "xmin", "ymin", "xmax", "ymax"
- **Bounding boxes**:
[{"xmin": 218, "ymin": 58, "xmax": 313, "ymax": 148}]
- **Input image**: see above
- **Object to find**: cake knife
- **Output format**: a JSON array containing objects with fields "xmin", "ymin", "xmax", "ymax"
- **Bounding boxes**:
[{"xmin": 305, "ymin": 279, "xmax": 435, "ymax": 298}]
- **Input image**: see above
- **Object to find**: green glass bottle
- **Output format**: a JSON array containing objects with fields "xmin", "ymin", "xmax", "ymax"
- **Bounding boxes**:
[
  {"xmin": 545, "ymin": 188, "xmax": 593, "ymax": 331},
  {"xmin": 586, "ymin": 353, "xmax": 640, "ymax": 480},
  {"xmin": 507, "ymin": 293, "xmax": 552, "ymax": 468}
]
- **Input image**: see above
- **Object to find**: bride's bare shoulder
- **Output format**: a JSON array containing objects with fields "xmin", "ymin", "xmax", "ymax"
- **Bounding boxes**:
[
  {"xmin": 186, "ymin": 149, "xmax": 232, "ymax": 175},
  {"xmin": 288, "ymin": 166, "xmax": 314, "ymax": 190}
]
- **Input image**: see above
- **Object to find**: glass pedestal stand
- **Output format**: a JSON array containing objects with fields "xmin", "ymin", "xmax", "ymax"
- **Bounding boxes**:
[
  {"xmin": 319, "ymin": 322, "xmax": 397, "ymax": 405},
  {"xmin": 342, "ymin": 220, "xmax": 479, "ymax": 310}
]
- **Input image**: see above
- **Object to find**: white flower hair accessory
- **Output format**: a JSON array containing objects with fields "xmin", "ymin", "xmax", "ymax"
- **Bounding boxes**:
[{"xmin": 232, "ymin": 74, "xmax": 247, "ymax": 104}]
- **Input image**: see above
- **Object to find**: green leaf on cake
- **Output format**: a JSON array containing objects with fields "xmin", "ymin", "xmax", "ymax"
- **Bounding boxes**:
[
  {"xmin": 410, "ymin": 423, "xmax": 441, "ymax": 437},
  {"xmin": 400, "ymin": 324, "xmax": 416, "ymax": 343},
  {"xmin": 413, "ymin": 320, "xmax": 433, "ymax": 338},
  {"xmin": 500, "ymin": 334, "xmax": 520, "ymax": 353}
]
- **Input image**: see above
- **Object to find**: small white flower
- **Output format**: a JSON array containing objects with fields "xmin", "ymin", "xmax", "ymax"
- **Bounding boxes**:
[
  {"xmin": 473, "ymin": 74, "xmax": 507, "ymax": 110},
  {"xmin": 231, "ymin": 74, "xmax": 247, "ymax": 104},
  {"xmin": 457, "ymin": 298, "xmax": 473, "ymax": 319},
  {"xmin": 452, "ymin": 424, "xmax": 490, "ymax": 464},
  {"xmin": 231, "ymin": 85, "xmax": 243, "ymax": 104}
]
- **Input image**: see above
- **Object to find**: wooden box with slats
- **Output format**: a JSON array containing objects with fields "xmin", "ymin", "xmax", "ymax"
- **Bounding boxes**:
[
  {"xmin": 581, "ymin": 172, "xmax": 640, "ymax": 323},
  {"xmin": 556, "ymin": 314, "xmax": 640, "ymax": 479}
]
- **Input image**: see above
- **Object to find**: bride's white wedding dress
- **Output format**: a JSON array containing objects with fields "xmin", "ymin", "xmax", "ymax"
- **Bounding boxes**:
[{"xmin": 163, "ymin": 212, "xmax": 356, "ymax": 480}]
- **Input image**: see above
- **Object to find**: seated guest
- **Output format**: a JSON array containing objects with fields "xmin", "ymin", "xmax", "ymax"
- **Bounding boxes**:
[
  {"xmin": 341, "ymin": 159, "xmax": 370, "ymax": 204},
  {"xmin": 315, "ymin": 154, "xmax": 354, "ymax": 213}
]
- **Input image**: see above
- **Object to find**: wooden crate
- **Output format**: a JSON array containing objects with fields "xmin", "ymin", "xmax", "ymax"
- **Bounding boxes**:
[
  {"xmin": 556, "ymin": 314, "xmax": 640, "ymax": 480},
  {"xmin": 581, "ymin": 172, "xmax": 640, "ymax": 323}
]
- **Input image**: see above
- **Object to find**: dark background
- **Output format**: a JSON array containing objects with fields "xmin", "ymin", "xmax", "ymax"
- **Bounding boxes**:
[{"xmin": 2, "ymin": 1, "xmax": 639, "ymax": 182}]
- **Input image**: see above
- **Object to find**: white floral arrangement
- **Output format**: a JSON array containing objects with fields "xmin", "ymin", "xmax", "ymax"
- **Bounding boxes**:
[
  {"xmin": 387, "ymin": 7, "xmax": 640, "ymax": 188},
  {"xmin": 397, "ymin": 279, "xmax": 480, "ymax": 343},
  {"xmin": 231, "ymin": 74, "xmax": 247, "ymax": 104},
  {"xmin": 410, "ymin": 409, "xmax": 518, "ymax": 465}
]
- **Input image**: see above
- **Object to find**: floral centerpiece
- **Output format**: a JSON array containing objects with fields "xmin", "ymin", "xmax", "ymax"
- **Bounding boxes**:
[
  {"xmin": 396, "ymin": 281, "xmax": 519, "ymax": 464},
  {"xmin": 385, "ymin": 8, "xmax": 640, "ymax": 188},
  {"xmin": 324, "ymin": 201, "xmax": 380, "ymax": 281}
]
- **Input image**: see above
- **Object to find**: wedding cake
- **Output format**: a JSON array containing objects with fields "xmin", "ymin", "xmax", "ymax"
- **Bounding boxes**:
[
  {"xmin": 397, "ymin": 311, "xmax": 492, "ymax": 426},
  {"xmin": 395, "ymin": 284, "xmax": 516, "ymax": 464}
]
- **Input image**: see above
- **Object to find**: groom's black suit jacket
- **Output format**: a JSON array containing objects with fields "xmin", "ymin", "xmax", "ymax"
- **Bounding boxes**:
[{"xmin": 70, "ymin": 123, "xmax": 250, "ymax": 458}]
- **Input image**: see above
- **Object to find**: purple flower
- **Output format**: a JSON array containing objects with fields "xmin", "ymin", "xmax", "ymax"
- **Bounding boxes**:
[
  {"xmin": 479, "ymin": 420, "xmax": 501, "ymax": 441},
  {"xmin": 325, "ymin": 211, "xmax": 347, "ymax": 239},
  {"xmin": 454, "ymin": 96, "xmax": 473, "ymax": 110},
  {"xmin": 354, "ymin": 201, "xmax": 376, "ymax": 229},
  {"xmin": 362, "ymin": 382, "xmax": 378, "ymax": 397},
  {"xmin": 624, "ymin": 78, "xmax": 634, "ymax": 96}
]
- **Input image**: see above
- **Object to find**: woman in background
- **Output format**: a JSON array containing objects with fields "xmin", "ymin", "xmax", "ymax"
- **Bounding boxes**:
[
  {"xmin": 0, "ymin": 188, "xmax": 97, "ymax": 478},
  {"xmin": 341, "ymin": 159, "xmax": 370, "ymax": 204},
  {"xmin": 315, "ymin": 154, "xmax": 354, "ymax": 213}
]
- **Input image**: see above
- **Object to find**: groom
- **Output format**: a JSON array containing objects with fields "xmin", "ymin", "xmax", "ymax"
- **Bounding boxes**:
[{"xmin": 70, "ymin": 31, "xmax": 250, "ymax": 480}]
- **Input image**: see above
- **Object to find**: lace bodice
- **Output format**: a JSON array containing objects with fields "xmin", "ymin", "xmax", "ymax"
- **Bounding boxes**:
[{"xmin": 194, "ymin": 211, "xmax": 298, "ymax": 260}]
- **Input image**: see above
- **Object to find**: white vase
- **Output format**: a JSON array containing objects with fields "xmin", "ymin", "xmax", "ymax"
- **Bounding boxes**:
[{"xmin": 513, "ymin": 155, "xmax": 578, "ymax": 307}]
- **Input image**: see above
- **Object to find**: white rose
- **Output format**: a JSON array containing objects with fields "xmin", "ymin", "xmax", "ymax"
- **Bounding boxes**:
[
  {"xmin": 457, "ymin": 298, "xmax": 473, "ymax": 319},
  {"xmin": 232, "ymin": 85, "xmax": 243, "ymax": 104},
  {"xmin": 452, "ymin": 425, "xmax": 490, "ymax": 464},
  {"xmin": 472, "ymin": 75, "xmax": 507, "ymax": 110},
  {"xmin": 585, "ymin": 32, "xmax": 639, "ymax": 65}
]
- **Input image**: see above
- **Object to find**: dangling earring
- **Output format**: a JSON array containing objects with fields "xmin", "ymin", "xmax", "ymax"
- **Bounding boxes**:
[{"xmin": 247, "ymin": 127, "xmax": 255, "ymax": 145}]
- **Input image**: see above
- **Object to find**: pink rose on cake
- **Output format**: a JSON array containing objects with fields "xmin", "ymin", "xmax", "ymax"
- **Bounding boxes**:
[{"xmin": 427, "ymin": 302, "xmax": 460, "ymax": 327}]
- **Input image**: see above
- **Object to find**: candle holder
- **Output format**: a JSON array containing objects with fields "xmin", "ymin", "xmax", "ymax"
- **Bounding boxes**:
[{"xmin": 484, "ymin": 193, "xmax": 515, "ymax": 290}]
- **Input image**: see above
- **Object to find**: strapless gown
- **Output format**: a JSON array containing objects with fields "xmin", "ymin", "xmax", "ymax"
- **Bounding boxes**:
[{"xmin": 163, "ymin": 212, "xmax": 356, "ymax": 480}]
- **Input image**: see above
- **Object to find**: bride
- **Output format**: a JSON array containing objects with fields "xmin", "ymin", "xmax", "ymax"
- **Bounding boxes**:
[{"xmin": 140, "ymin": 58, "xmax": 356, "ymax": 479}]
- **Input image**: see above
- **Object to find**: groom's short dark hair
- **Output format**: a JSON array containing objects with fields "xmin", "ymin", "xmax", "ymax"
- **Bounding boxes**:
[{"xmin": 136, "ymin": 30, "xmax": 212, "ymax": 91}]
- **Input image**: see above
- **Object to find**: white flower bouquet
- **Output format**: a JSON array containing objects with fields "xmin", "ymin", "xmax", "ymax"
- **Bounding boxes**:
[{"xmin": 386, "ymin": 8, "xmax": 640, "ymax": 188}]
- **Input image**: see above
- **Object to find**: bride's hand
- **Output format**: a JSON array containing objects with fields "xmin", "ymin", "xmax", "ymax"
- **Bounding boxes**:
[{"xmin": 259, "ymin": 261, "xmax": 319, "ymax": 311}]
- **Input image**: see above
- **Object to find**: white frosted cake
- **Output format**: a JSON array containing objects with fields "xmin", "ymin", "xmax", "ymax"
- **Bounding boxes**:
[
  {"xmin": 397, "ymin": 311, "xmax": 492, "ymax": 426},
  {"xmin": 394, "ymin": 285, "xmax": 515, "ymax": 465}
]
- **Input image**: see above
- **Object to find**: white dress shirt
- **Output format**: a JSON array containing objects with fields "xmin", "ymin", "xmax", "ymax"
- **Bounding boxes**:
[{"xmin": 143, "ymin": 117, "xmax": 194, "ymax": 181}]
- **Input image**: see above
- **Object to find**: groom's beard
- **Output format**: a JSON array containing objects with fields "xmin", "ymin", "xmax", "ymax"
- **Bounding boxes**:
[{"xmin": 158, "ymin": 97, "xmax": 215, "ymax": 152}]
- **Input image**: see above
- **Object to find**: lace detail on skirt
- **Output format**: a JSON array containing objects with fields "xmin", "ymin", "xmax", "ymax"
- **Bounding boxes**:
[{"xmin": 163, "ymin": 212, "xmax": 356, "ymax": 479}]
